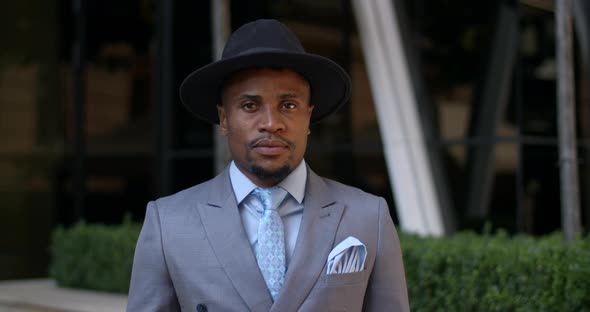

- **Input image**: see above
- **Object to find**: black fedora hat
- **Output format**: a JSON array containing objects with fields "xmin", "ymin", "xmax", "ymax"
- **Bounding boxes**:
[{"xmin": 179, "ymin": 19, "xmax": 351, "ymax": 124}]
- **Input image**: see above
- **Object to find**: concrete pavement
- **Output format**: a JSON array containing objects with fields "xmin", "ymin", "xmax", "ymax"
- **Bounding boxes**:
[{"xmin": 0, "ymin": 279, "xmax": 127, "ymax": 312}]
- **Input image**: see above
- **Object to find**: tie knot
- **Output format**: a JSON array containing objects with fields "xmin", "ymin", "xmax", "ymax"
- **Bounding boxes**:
[{"xmin": 252, "ymin": 187, "xmax": 288, "ymax": 211}]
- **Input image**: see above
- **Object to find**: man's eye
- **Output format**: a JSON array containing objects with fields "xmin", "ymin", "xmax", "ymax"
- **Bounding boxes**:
[
  {"xmin": 282, "ymin": 102, "xmax": 296, "ymax": 109},
  {"xmin": 242, "ymin": 102, "xmax": 256, "ymax": 110}
]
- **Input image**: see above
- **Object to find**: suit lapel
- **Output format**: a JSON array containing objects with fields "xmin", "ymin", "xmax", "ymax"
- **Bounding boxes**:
[
  {"xmin": 271, "ymin": 168, "xmax": 344, "ymax": 312},
  {"xmin": 197, "ymin": 169, "xmax": 273, "ymax": 312}
]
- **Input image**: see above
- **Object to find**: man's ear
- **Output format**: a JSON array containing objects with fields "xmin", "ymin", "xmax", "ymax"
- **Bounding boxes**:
[{"xmin": 217, "ymin": 104, "xmax": 228, "ymax": 135}]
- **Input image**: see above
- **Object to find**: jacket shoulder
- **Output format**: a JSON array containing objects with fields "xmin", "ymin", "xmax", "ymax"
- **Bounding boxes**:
[
  {"xmin": 318, "ymin": 175, "xmax": 384, "ymax": 208},
  {"xmin": 162, "ymin": 179, "xmax": 212, "ymax": 201},
  {"xmin": 150, "ymin": 174, "xmax": 225, "ymax": 214}
]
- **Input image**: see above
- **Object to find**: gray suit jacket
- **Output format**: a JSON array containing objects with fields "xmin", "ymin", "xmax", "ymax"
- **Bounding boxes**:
[{"xmin": 127, "ymin": 167, "xmax": 409, "ymax": 312}]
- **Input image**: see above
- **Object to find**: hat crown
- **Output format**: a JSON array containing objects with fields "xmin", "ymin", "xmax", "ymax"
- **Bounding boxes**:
[
  {"xmin": 222, "ymin": 19, "xmax": 305, "ymax": 59},
  {"xmin": 179, "ymin": 18, "xmax": 351, "ymax": 125}
]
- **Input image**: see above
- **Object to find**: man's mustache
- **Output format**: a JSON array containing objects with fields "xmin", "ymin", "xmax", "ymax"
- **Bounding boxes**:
[{"xmin": 249, "ymin": 135, "xmax": 293, "ymax": 148}]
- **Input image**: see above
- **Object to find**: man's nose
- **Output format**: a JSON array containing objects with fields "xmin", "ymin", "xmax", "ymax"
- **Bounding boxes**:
[{"xmin": 258, "ymin": 105, "xmax": 285, "ymax": 133}]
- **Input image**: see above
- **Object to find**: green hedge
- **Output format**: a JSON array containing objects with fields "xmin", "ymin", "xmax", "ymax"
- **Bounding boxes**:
[
  {"xmin": 402, "ymin": 231, "xmax": 590, "ymax": 311},
  {"xmin": 50, "ymin": 219, "xmax": 141, "ymax": 293},
  {"xmin": 50, "ymin": 224, "xmax": 590, "ymax": 310}
]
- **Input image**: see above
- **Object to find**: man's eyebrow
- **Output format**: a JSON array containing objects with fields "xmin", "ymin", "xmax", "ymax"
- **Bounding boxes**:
[
  {"xmin": 238, "ymin": 94, "xmax": 261, "ymax": 101},
  {"xmin": 279, "ymin": 93, "xmax": 298, "ymax": 99}
]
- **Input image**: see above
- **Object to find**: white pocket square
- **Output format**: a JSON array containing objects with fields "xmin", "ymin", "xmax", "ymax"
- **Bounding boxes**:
[{"xmin": 326, "ymin": 236, "xmax": 367, "ymax": 274}]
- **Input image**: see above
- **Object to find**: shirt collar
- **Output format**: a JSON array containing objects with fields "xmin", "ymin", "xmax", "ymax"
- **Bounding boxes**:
[{"xmin": 229, "ymin": 160, "xmax": 307, "ymax": 205}]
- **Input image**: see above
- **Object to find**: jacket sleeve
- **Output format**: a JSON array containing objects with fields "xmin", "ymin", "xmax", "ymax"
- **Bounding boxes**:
[
  {"xmin": 127, "ymin": 201, "xmax": 180, "ymax": 312},
  {"xmin": 363, "ymin": 198, "xmax": 410, "ymax": 312}
]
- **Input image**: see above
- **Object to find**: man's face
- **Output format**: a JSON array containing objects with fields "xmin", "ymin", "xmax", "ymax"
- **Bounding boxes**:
[{"xmin": 218, "ymin": 68, "xmax": 314, "ymax": 187}]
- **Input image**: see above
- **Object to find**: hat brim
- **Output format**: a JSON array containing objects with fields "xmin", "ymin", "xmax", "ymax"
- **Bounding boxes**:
[{"xmin": 179, "ymin": 50, "xmax": 351, "ymax": 124}]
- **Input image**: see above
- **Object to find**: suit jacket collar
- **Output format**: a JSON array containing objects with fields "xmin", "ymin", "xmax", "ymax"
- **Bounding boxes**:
[
  {"xmin": 271, "ymin": 166, "xmax": 345, "ymax": 312},
  {"xmin": 202, "ymin": 169, "xmax": 274, "ymax": 312},
  {"xmin": 201, "ymin": 166, "xmax": 344, "ymax": 312}
]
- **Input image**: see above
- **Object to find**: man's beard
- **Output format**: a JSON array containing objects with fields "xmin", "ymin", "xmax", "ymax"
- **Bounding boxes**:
[{"xmin": 250, "ymin": 164, "xmax": 291, "ymax": 185}]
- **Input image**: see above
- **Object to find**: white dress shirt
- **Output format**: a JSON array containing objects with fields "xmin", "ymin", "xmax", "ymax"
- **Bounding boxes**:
[{"xmin": 229, "ymin": 160, "xmax": 306, "ymax": 267}]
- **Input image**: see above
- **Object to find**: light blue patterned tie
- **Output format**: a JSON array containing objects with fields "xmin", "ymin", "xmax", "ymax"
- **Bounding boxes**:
[{"xmin": 252, "ymin": 187, "xmax": 288, "ymax": 301}]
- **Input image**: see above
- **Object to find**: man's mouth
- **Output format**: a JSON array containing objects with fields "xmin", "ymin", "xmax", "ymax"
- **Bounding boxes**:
[{"xmin": 252, "ymin": 139, "xmax": 289, "ymax": 156}]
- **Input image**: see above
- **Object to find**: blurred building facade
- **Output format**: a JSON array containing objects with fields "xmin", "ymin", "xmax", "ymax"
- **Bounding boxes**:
[{"xmin": 1, "ymin": 0, "xmax": 589, "ymax": 279}]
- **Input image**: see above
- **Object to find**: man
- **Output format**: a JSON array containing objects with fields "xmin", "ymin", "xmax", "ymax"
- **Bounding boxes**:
[{"xmin": 128, "ymin": 19, "xmax": 409, "ymax": 312}]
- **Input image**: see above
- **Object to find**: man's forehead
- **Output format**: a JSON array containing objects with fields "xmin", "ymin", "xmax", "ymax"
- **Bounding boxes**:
[{"xmin": 220, "ymin": 67, "xmax": 312, "ymax": 105}]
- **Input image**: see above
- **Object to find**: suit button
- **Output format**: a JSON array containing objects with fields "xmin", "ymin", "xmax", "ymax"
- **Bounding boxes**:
[{"xmin": 196, "ymin": 304, "xmax": 207, "ymax": 312}]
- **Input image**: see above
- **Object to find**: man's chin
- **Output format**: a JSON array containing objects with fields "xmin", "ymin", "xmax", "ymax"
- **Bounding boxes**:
[{"xmin": 250, "ymin": 164, "xmax": 291, "ymax": 185}]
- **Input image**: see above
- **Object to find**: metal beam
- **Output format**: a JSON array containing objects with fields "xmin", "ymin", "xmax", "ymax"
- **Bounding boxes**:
[
  {"xmin": 352, "ymin": 0, "xmax": 445, "ymax": 236},
  {"xmin": 465, "ymin": 3, "xmax": 519, "ymax": 218},
  {"xmin": 391, "ymin": 0, "xmax": 456, "ymax": 233},
  {"xmin": 212, "ymin": 0, "xmax": 231, "ymax": 174},
  {"xmin": 556, "ymin": 0, "xmax": 582, "ymax": 241}
]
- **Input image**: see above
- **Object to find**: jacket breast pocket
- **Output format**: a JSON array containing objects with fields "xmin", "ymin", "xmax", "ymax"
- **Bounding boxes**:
[{"xmin": 324, "ymin": 269, "xmax": 367, "ymax": 287}]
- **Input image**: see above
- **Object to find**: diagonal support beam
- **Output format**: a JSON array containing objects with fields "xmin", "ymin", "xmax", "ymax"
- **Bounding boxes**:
[
  {"xmin": 465, "ymin": 3, "xmax": 519, "ymax": 218},
  {"xmin": 352, "ymin": 0, "xmax": 446, "ymax": 236}
]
